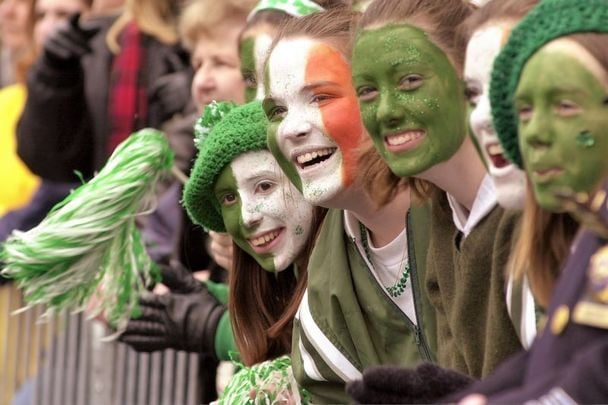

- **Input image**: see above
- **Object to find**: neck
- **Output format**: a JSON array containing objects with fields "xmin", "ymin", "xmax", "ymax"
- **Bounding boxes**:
[
  {"xmin": 419, "ymin": 137, "xmax": 486, "ymax": 210},
  {"xmin": 348, "ymin": 186, "xmax": 410, "ymax": 248}
]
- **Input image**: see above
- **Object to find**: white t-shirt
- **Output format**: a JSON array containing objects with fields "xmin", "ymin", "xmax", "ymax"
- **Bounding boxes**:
[{"xmin": 344, "ymin": 211, "xmax": 418, "ymax": 325}]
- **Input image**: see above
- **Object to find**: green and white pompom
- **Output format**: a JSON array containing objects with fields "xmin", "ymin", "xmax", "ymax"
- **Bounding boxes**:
[
  {"xmin": 0, "ymin": 129, "xmax": 174, "ymax": 332},
  {"xmin": 218, "ymin": 356, "xmax": 310, "ymax": 405}
]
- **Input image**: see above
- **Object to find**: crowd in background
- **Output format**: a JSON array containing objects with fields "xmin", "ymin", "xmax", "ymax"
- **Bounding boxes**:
[{"xmin": 1, "ymin": 0, "xmax": 607, "ymax": 403}]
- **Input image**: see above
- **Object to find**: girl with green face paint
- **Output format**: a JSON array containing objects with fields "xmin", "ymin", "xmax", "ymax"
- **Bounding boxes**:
[
  {"xmin": 183, "ymin": 102, "xmax": 325, "ymax": 402},
  {"xmin": 350, "ymin": 0, "xmax": 523, "ymax": 380},
  {"xmin": 446, "ymin": 1, "xmax": 608, "ymax": 403},
  {"xmin": 263, "ymin": 9, "xmax": 438, "ymax": 404}
]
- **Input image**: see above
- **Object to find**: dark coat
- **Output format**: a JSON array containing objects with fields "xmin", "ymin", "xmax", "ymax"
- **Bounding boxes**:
[
  {"xmin": 16, "ymin": 14, "xmax": 189, "ymax": 182},
  {"xmin": 453, "ymin": 186, "xmax": 608, "ymax": 403}
]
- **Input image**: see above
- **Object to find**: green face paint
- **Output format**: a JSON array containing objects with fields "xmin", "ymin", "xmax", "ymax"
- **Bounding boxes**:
[
  {"xmin": 352, "ymin": 24, "xmax": 468, "ymax": 178},
  {"xmin": 516, "ymin": 42, "xmax": 608, "ymax": 213},
  {"xmin": 214, "ymin": 151, "xmax": 313, "ymax": 272},
  {"xmin": 239, "ymin": 37, "xmax": 257, "ymax": 103},
  {"xmin": 264, "ymin": 109, "xmax": 303, "ymax": 191},
  {"xmin": 576, "ymin": 130, "xmax": 596, "ymax": 148},
  {"xmin": 240, "ymin": 33, "xmax": 274, "ymax": 103}
]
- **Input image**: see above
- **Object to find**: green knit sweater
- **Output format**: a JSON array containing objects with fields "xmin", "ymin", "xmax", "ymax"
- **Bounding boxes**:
[{"xmin": 424, "ymin": 191, "xmax": 523, "ymax": 378}]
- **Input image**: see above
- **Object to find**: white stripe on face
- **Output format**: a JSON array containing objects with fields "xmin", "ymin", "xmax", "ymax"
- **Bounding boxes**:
[
  {"xmin": 254, "ymin": 33, "xmax": 273, "ymax": 101},
  {"xmin": 267, "ymin": 37, "xmax": 345, "ymax": 205},
  {"xmin": 465, "ymin": 24, "xmax": 526, "ymax": 209},
  {"xmin": 231, "ymin": 150, "xmax": 314, "ymax": 272}
]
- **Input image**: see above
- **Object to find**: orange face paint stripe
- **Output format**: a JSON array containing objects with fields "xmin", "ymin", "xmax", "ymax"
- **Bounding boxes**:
[{"xmin": 305, "ymin": 44, "xmax": 364, "ymax": 186}]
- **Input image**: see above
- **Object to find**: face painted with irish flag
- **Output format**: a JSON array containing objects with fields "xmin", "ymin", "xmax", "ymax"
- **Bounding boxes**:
[
  {"xmin": 264, "ymin": 38, "xmax": 364, "ymax": 206},
  {"xmin": 214, "ymin": 150, "xmax": 314, "ymax": 272}
]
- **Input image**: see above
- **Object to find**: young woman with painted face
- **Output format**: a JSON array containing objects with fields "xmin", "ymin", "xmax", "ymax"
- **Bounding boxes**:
[
  {"xmin": 264, "ymin": 8, "xmax": 437, "ymax": 403},
  {"xmin": 238, "ymin": 0, "xmax": 341, "ymax": 103},
  {"xmin": 351, "ymin": 0, "xmax": 522, "ymax": 379},
  {"xmin": 183, "ymin": 101, "xmax": 324, "ymax": 402},
  {"xmin": 449, "ymin": 1, "xmax": 608, "ymax": 402},
  {"xmin": 461, "ymin": 0, "xmax": 546, "ymax": 350}
]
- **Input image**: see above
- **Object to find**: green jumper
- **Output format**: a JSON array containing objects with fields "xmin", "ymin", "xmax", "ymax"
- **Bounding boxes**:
[
  {"xmin": 291, "ymin": 206, "xmax": 437, "ymax": 403},
  {"xmin": 425, "ymin": 190, "xmax": 523, "ymax": 378}
]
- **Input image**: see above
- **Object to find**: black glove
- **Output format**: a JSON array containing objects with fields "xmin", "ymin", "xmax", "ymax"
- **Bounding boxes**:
[
  {"xmin": 149, "ymin": 69, "xmax": 193, "ymax": 121},
  {"xmin": 42, "ymin": 13, "xmax": 100, "ymax": 69},
  {"xmin": 118, "ymin": 286, "xmax": 225, "ymax": 354},
  {"xmin": 347, "ymin": 363, "xmax": 475, "ymax": 404},
  {"xmin": 158, "ymin": 260, "xmax": 204, "ymax": 294}
]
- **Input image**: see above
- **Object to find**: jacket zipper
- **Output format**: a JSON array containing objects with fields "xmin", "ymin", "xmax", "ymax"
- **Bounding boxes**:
[
  {"xmin": 406, "ymin": 210, "xmax": 433, "ymax": 361},
  {"xmin": 350, "ymin": 210, "xmax": 433, "ymax": 362}
]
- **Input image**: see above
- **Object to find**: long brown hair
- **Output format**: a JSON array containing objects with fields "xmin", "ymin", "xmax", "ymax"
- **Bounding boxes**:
[
  {"xmin": 356, "ymin": 0, "xmax": 473, "ymax": 204},
  {"xmin": 229, "ymin": 207, "xmax": 326, "ymax": 366},
  {"xmin": 510, "ymin": 32, "xmax": 608, "ymax": 307},
  {"xmin": 458, "ymin": 0, "xmax": 539, "ymax": 44},
  {"xmin": 510, "ymin": 183, "xmax": 578, "ymax": 308}
]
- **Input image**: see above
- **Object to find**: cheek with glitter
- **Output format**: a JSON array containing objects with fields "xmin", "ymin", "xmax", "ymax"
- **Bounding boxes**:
[{"xmin": 576, "ymin": 130, "xmax": 596, "ymax": 148}]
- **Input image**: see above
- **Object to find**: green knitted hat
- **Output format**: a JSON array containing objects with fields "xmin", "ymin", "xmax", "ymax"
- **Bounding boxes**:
[
  {"xmin": 183, "ymin": 101, "xmax": 269, "ymax": 231},
  {"xmin": 490, "ymin": 0, "xmax": 608, "ymax": 169}
]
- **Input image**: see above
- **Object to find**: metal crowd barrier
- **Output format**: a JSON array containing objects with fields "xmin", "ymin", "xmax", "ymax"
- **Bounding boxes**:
[{"xmin": 0, "ymin": 283, "xmax": 202, "ymax": 405}]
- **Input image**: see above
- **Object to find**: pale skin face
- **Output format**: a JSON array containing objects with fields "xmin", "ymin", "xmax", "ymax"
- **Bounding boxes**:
[
  {"xmin": 214, "ymin": 150, "xmax": 314, "ymax": 272},
  {"xmin": 264, "ymin": 37, "xmax": 364, "ymax": 206},
  {"xmin": 190, "ymin": 22, "xmax": 246, "ymax": 112},
  {"xmin": 465, "ymin": 23, "xmax": 527, "ymax": 209},
  {"xmin": 516, "ymin": 39, "xmax": 608, "ymax": 213},
  {"xmin": 34, "ymin": 0, "xmax": 86, "ymax": 48},
  {"xmin": 0, "ymin": 0, "xmax": 32, "ymax": 51},
  {"xmin": 240, "ymin": 28, "xmax": 275, "ymax": 102},
  {"xmin": 352, "ymin": 24, "xmax": 468, "ymax": 179}
]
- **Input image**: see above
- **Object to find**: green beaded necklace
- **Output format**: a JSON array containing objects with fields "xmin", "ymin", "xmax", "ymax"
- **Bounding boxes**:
[{"xmin": 359, "ymin": 223, "xmax": 411, "ymax": 298}]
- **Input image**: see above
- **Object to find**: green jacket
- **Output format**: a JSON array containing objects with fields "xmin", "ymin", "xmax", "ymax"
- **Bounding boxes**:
[
  {"xmin": 204, "ymin": 280, "xmax": 237, "ymax": 361},
  {"xmin": 291, "ymin": 207, "xmax": 437, "ymax": 403},
  {"xmin": 425, "ymin": 191, "xmax": 523, "ymax": 378}
]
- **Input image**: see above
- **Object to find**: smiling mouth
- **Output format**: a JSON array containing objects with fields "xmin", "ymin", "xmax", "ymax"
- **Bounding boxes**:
[
  {"xmin": 294, "ymin": 148, "xmax": 337, "ymax": 170},
  {"xmin": 486, "ymin": 143, "xmax": 510, "ymax": 169},
  {"xmin": 248, "ymin": 228, "xmax": 284, "ymax": 253},
  {"xmin": 384, "ymin": 130, "xmax": 425, "ymax": 152}
]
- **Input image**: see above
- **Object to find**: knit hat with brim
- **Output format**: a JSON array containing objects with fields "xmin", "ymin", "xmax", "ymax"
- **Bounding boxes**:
[
  {"xmin": 490, "ymin": 0, "xmax": 608, "ymax": 169},
  {"xmin": 183, "ymin": 101, "xmax": 268, "ymax": 232}
]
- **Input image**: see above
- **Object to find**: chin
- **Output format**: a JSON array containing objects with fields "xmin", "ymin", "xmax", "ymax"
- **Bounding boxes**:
[
  {"xmin": 302, "ymin": 173, "xmax": 345, "ymax": 207},
  {"xmin": 494, "ymin": 183, "xmax": 526, "ymax": 210}
]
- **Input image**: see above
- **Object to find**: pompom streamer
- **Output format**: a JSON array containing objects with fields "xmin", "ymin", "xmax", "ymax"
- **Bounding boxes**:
[{"xmin": 1, "ymin": 129, "xmax": 174, "ymax": 333}]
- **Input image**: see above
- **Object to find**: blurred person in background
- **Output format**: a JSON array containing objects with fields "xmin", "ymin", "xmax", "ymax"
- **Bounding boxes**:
[{"xmin": 0, "ymin": 0, "xmax": 34, "ymax": 87}]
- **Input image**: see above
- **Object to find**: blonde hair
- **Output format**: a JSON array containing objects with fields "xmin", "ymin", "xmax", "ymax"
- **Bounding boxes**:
[
  {"xmin": 179, "ymin": 0, "xmax": 256, "ymax": 51},
  {"xmin": 106, "ymin": 0, "xmax": 179, "ymax": 54}
]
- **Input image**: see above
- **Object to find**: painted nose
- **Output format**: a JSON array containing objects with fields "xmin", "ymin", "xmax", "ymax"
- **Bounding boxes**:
[
  {"xmin": 241, "ymin": 201, "xmax": 263, "ymax": 228},
  {"xmin": 522, "ymin": 109, "xmax": 553, "ymax": 150},
  {"xmin": 470, "ymin": 96, "xmax": 494, "ymax": 137},
  {"xmin": 280, "ymin": 114, "xmax": 313, "ymax": 141},
  {"xmin": 377, "ymin": 90, "xmax": 406, "ymax": 129}
]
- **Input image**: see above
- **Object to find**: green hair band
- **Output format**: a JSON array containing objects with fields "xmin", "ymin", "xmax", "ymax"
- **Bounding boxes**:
[{"xmin": 248, "ymin": 0, "xmax": 324, "ymax": 20}]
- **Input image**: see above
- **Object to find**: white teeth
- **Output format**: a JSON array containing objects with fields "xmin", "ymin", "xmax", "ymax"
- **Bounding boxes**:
[
  {"xmin": 386, "ymin": 131, "xmax": 424, "ymax": 146},
  {"xmin": 250, "ymin": 230, "xmax": 280, "ymax": 247},
  {"xmin": 487, "ymin": 144, "xmax": 504, "ymax": 156},
  {"xmin": 296, "ymin": 148, "xmax": 334, "ymax": 165}
]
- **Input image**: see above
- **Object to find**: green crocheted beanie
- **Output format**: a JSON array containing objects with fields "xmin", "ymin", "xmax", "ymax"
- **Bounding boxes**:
[
  {"xmin": 490, "ymin": 0, "xmax": 608, "ymax": 169},
  {"xmin": 183, "ymin": 101, "xmax": 269, "ymax": 232}
]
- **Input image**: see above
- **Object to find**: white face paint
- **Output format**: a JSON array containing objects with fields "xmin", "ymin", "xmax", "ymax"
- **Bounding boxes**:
[
  {"xmin": 231, "ymin": 150, "xmax": 314, "ymax": 272},
  {"xmin": 267, "ymin": 38, "xmax": 346, "ymax": 205},
  {"xmin": 254, "ymin": 33, "xmax": 273, "ymax": 101},
  {"xmin": 465, "ymin": 24, "xmax": 527, "ymax": 209}
]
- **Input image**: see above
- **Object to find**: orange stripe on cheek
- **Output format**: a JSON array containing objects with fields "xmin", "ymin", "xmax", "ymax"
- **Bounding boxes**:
[{"xmin": 305, "ymin": 44, "xmax": 364, "ymax": 187}]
